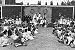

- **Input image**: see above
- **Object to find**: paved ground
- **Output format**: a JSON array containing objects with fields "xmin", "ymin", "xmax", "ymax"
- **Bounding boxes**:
[{"xmin": 1, "ymin": 27, "xmax": 75, "ymax": 50}]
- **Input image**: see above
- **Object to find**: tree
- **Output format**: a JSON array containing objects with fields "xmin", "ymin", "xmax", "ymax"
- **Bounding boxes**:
[
  {"xmin": 38, "ymin": 1, "xmax": 41, "ymax": 5},
  {"xmin": 61, "ymin": 1, "xmax": 65, "ymax": 5},
  {"xmin": 45, "ymin": 2, "xmax": 47, "ymax": 5},
  {"xmin": 39, "ymin": 1, "xmax": 41, "ymax": 5},
  {"xmin": 64, "ymin": 2, "xmax": 67, "ymax": 5},
  {"xmin": 67, "ymin": 0, "xmax": 71, "ymax": 5},
  {"xmin": 37, "ymin": 1, "xmax": 39, "ymax": 5},
  {"xmin": 71, "ymin": 0, "xmax": 75, "ymax": 5},
  {"xmin": 50, "ymin": 1, "xmax": 53, "ymax": 5},
  {"xmin": 20, "ymin": 2, "xmax": 23, "ymax": 5},
  {"xmin": 27, "ymin": 3, "xmax": 29, "ymax": 5},
  {"xmin": 57, "ymin": 2, "xmax": 58, "ymax": 5}
]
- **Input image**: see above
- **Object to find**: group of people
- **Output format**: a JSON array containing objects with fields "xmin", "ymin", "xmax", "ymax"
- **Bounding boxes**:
[
  {"xmin": 0, "ymin": 16, "xmax": 39, "ymax": 47},
  {"xmin": 3, "ymin": 17, "xmax": 22, "ymax": 25},
  {"xmin": 31, "ymin": 12, "xmax": 47, "ymax": 27},
  {"xmin": 53, "ymin": 16, "xmax": 75, "ymax": 48},
  {"xmin": 22, "ymin": 12, "xmax": 47, "ymax": 27}
]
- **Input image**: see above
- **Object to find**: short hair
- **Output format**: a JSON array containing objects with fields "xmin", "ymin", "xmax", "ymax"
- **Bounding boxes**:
[
  {"xmin": 43, "ymin": 9, "xmax": 48, "ymax": 14},
  {"xmin": 25, "ymin": 29, "xmax": 27, "ymax": 32},
  {"xmin": 30, "ymin": 9, "xmax": 35, "ymax": 14}
]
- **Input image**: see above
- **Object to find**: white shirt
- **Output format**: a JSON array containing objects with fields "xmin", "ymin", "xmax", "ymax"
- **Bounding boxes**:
[
  {"xmin": 33, "ymin": 14, "xmax": 37, "ymax": 20},
  {"xmin": 58, "ymin": 19, "xmax": 63, "ymax": 24},
  {"xmin": 40, "ymin": 20, "xmax": 44, "ymax": 24}
]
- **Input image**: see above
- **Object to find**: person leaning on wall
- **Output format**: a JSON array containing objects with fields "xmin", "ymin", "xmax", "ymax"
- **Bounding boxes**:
[{"xmin": 43, "ymin": 9, "xmax": 48, "ymax": 25}]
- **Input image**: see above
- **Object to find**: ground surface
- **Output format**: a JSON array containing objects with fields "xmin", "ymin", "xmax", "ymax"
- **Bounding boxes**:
[{"xmin": 1, "ymin": 27, "xmax": 75, "ymax": 50}]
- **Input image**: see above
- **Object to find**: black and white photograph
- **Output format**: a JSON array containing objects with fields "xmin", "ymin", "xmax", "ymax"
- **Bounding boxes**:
[{"xmin": 0, "ymin": 0, "xmax": 75, "ymax": 50}]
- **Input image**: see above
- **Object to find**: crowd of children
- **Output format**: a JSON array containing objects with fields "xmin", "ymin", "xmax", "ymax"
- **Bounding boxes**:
[
  {"xmin": 52, "ymin": 16, "xmax": 75, "ymax": 48},
  {"xmin": 0, "ymin": 16, "xmax": 39, "ymax": 47},
  {"xmin": 0, "ymin": 11, "xmax": 48, "ymax": 47}
]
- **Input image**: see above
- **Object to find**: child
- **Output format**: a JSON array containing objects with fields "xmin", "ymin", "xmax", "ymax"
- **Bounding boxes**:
[{"xmin": 0, "ymin": 30, "xmax": 9, "ymax": 47}]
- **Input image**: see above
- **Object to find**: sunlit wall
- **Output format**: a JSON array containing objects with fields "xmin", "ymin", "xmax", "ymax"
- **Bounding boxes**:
[{"xmin": 15, "ymin": 0, "xmax": 73, "ymax": 5}]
